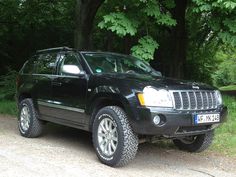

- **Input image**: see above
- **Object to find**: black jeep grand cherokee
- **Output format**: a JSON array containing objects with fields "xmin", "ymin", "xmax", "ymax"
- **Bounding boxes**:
[{"xmin": 16, "ymin": 47, "xmax": 227, "ymax": 167}]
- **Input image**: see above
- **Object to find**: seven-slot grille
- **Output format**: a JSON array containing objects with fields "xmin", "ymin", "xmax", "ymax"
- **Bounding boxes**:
[{"xmin": 171, "ymin": 90, "xmax": 218, "ymax": 110}]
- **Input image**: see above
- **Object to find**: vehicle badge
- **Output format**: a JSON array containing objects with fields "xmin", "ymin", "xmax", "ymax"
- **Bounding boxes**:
[{"xmin": 192, "ymin": 85, "xmax": 199, "ymax": 89}]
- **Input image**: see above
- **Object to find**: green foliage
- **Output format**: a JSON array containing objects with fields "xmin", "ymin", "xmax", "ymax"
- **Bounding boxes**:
[
  {"xmin": 0, "ymin": 0, "xmax": 75, "ymax": 75},
  {"xmin": 98, "ymin": 12, "xmax": 138, "ymax": 37},
  {"xmin": 142, "ymin": 0, "xmax": 176, "ymax": 26},
  {"xmin": 212, "ymin": 48, "xmax": 236, "ymax": 86},
  {"xmin": 210, "ymin": 95, "xmax": 236, "ymax": 156},
  {"xmin": 97, "ymin": 0, "xmax": 176, "ymax": 59},
  {"xmin": 185, "ymin": 42, "xmax": 218, "ymax": 84},
  {"xmin": 184, "ymin": 7, "xmax": 220, "ymax": 84},
  {"xmin": 0, "ymin": 100, "xmax": 17, "ymax": 116},
  {"xmin": 0, "ymin": 69, "xmax": 17, "ymax": 100},
  {"xmin": 131, "ymin": 36, "xmax": 159, "ymax": 61},
  {"xmin": 192, "ymin": 0, "xmax": 236, "ymax": 46}
]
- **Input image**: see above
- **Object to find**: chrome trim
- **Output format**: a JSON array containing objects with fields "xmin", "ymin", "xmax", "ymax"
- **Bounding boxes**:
[
  {"xmin": 211, "ymin": 92, "xmax": 216, "ymax": 108},
  {"xmin": 169, "ymin": 90, "xmax": 218, "ymax": 111},
  {"xmin": 179, "ymin": 92, "xmax": 183, "ymax": 110},
  {"xmin": 32, "ymin": 73, "xmax": 81, "ymax": 78},
  {"xmin": 37, "ymin": 100, "xmax": 85, "ymax": 113},
  {"xmin": 200, "ymin": 92, "xmax": 204, "ymax": 109},
  {"xmin": 170, "ymin": 92, "xmax": 176, "ymax": 109},
  {"xmin": 186, "ymin": 92, "xmax": 191, "ymax": 110},
  {"xmin": 193, "ymin": 91, "xmax": 197, "ymax": 109},
  {"xmin": 205, "ymin": 92, "xmax": 209, "ymax": 109}
]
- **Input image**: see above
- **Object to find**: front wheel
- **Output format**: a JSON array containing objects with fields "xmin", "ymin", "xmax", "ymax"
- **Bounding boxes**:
[
  {"xmin": 92, "ymin": 106, "xmax": 138, "ymax": 167},
  {"xmin": 173, "ymin": 130, "xmax": 214, "ymax": 152}
]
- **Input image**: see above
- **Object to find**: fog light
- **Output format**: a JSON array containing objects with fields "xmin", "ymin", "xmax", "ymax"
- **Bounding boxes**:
[{"xmin": 153, "ymin": 115, "xmax": 161, "ymax": 125}]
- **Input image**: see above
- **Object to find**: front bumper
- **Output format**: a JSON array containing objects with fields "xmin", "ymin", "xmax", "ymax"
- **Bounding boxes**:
[{"xmin": 130, "ymin": 105, "xmax": 228, "ymax": 137}]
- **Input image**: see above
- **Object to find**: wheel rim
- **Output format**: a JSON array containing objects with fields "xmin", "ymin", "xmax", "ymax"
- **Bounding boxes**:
[
  {"xmin": 20, "ymin": 104, "xmax": 30, "ymax": 132},
  {"xmin": 179, "ymin": 136, "xmax": 197, "ymax": 144},
  {"xmin": 97, "ymin": 117, "xmax": 118, "ymax": 156}
]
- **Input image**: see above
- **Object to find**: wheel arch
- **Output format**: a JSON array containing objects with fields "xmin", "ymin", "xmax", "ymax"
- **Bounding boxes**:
[
  {"xmin": 17, "ymin": 92, "xmax": 32, "ymax": 105},
  {"xmin": 18, "ymin": 92, "xmax": 32, "ymax": 100},
  {"xmin": 87, "ymin": 93, "xmax": 133, "ymax": 131}
]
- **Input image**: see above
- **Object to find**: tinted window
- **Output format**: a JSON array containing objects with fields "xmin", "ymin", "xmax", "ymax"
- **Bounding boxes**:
[
  {"xmin": 22, "ymin": 56, "xmax": 37, "ymax": 74},
  {"xmin": 83, "ymin": 53, "xmax": 161, "ymax": 76},
  {"xmin": 36, "ymin": 53, "xmax": 57, "ymax": 74},
  {"xmin": 59, "ymin": 53, "xmax": 83, "ymax": 75}
]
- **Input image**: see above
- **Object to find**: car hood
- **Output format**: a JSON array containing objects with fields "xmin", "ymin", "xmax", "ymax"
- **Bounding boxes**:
[{"xmin": 94, "ymin": 73, "xmax": 216, "ymax": 91}]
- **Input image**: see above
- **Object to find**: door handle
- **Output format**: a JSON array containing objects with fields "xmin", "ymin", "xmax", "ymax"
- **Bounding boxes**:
[{"xmin": 52, "ymin": 81, "xmax": 62, "ymax": 86}]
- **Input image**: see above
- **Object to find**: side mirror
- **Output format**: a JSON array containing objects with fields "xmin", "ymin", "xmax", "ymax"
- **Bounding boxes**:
[{"xmin": 62, "ymin": 65, "xmax": 84, "ymax": 75}]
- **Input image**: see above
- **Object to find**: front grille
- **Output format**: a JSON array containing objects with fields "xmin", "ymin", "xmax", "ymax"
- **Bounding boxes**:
[{"xmin": 171, "ymin": 90, "xmax": 218, "ymax": 110}]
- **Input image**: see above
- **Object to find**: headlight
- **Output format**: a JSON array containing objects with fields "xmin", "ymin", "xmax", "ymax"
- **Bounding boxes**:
[
  {"xmin": 215, "ymin": 90, "xmax": 222, "ymax": 105},
  {"xmin": 137, "ymin": 86, "xmax": 173, "ymax": 107}
]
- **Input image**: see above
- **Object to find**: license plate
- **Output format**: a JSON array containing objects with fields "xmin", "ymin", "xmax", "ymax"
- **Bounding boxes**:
[{"xmin": 194, "ymin": 113, "xmax": 220, "ymax": 124}]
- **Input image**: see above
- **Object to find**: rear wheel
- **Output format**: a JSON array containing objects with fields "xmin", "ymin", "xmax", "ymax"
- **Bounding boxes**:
[
  {"xmin": 18, "ymin": 98, "xmax": 44, "ymax": 138},
  {"xmin": 173, "ymin": 130, "xmax": 214, "ymax": 152},
  {"xmin": 92, "ymin": 106, "xmax": 138, "ymax": 167}
]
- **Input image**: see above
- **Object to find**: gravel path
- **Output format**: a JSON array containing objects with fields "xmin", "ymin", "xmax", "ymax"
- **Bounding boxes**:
[{"xmin": 0, "ymin": 115, "xmax": 235, "ymax": 177}]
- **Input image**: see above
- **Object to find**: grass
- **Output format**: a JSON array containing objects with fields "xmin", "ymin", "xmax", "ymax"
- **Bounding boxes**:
[
  {"xmin": 210, "ymin": 95, "xmax": 236, "ymax": 156},
  {"xmin": 220, "ymin": 85, "xmax": 236, "ymax": 91},
  {"xmin": 0, "ymin": 100, "xmax": 17, "ymax": 116}
]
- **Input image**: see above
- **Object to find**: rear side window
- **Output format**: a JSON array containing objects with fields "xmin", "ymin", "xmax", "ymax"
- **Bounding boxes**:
[
  {"xmin": 22, "ymin": 56, "xmax": 37, "ymax": 74},
  {"xmin": 36, "ymin": 53, "xmax": 57, "ymax": 74}
]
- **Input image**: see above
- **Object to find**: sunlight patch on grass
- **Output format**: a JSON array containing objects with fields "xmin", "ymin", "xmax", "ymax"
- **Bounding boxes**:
[{"xmin": 220, "ymin": 85, "xmax": 236, "ymax": 91}]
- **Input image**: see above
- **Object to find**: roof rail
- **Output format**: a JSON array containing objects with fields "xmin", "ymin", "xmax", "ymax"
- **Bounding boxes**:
[{"xmin": 36, "ymin": 46, "xmax": 74, "ymax": 53}]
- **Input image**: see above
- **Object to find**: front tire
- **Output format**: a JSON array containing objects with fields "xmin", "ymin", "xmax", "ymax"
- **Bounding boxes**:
[
  {"xmin": 18, "ymin": 98, "xmax": 44, "ymax": 138},
  {"xmin": 92, "ymin": 106, "xmax": 138, "ymax": 167},
  {"xmin": 173, "ymin": 130, "xmax": 214, "ymax": 152}
]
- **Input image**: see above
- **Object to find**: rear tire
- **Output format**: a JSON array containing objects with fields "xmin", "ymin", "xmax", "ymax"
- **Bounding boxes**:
[
  {"xmin": 92, "ymin": 106, "xmax": 138, "ymax": 167},
  {"xmin": 173, "ymin": 130, "xmax": 214, "ymax": 152},
  {"xmin": 18, "ymin": 98, "xmax": 44, "ymax": 138}
]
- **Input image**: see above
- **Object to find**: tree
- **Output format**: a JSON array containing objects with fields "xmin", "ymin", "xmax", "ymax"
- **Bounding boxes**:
[
  {"xmin": 164, "ymin": 0, "xmax": 187, "ymax": 78},
  {"xmin": 97, "ymin": 0, "xmax": 176, "ymax": 61},
  {"xmin": 192, "ymin": 0, "xmax": 236, "ymax": 47},
  {"xmin": 94, "ymin": 0, "xmax": 236, "ymax": 79},
  {"xmin": 74, "ymin": 0, "xmax": 104, "ymax": 50},
  {"xmin": 0, "ymin": 0, "xmax": 75, "ymax": 74},
  {"xmin": 1, "ymin": 0, "xmax": 236, "ymax": 83}
]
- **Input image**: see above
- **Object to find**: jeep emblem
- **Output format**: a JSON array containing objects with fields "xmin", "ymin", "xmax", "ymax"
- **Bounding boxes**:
[{"xmin": 192, "ymin": 85, "xmax": 199, "ymax": 89}]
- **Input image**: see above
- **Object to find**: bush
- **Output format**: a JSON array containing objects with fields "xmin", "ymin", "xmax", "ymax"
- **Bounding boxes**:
[
  {"xmin": 0, "ymin": 100, "xmax": 17, "ymax": 116},
  {"xmin": 212, "ymin": 49, "xmax": 236, "ymax": 87},
  {"xmin": 0, "ymin": 69, "xmax": 18, "ymax": 100}
]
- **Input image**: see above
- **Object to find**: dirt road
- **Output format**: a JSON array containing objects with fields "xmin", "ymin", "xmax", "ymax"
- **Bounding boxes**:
[{"xmin": 0, "ymin": 115, "xmax": 235, "ymax": 177}]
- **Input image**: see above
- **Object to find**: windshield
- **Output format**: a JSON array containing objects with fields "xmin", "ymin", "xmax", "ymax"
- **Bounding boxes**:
[{"xmin": 82, "ymin": 53, "xmax": 161, "ymax": 76}]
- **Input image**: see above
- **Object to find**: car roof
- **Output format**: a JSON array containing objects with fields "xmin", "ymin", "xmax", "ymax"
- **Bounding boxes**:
[
  {"xmin": 36, "ymin": 47, "xmax": 131, "ymax": 57},
  {"xmin": 36, "ymin": 46, "xmax": 75, "ymax": 54}
]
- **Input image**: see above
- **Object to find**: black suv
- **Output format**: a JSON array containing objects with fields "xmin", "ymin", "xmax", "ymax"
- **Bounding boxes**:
[{"xmin": 16, "ymin": 47, "xmax": 227, "ymax": 167}]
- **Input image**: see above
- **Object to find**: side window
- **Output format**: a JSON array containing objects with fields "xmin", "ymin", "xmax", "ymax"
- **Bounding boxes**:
[
  {"xmin": 59, "ymin": 53, "xmax": 83, "ymax": 75},
  {"xmin": 36, "ymin": 53, "xmax": 57, "ymax": 74},
  {"xmin": 22, "ymin": 56, "xmax": 37, "ymax": 74}
]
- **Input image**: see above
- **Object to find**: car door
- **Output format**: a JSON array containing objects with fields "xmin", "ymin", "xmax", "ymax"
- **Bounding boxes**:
[
  {"xmin": 34, "ymin": 52, "xmax": 59, "ymax": 118},
  {"xmin": 50, "ymin": 52, "xmax": 88, "ymax": 125}
]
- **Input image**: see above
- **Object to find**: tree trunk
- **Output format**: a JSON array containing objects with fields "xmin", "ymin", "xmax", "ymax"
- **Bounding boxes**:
[
  {"xmin": 169, "ymin": 0, "xmax": 188, "ymax": 78},
  {"xmin": 74, "ymin": 0, "xmax": 104, "ymax": 50},
  {"xmin": 151, "ymin": 0, "xmax": 187, "ymax": 79}
]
